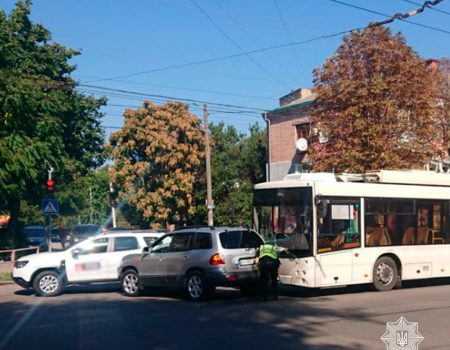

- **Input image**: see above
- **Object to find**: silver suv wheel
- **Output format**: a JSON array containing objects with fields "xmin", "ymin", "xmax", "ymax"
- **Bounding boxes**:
[
  {"xmin": 186, "ymin": 271, "xmax": 208, "ymax": 300},
  {"xmin": 121, "ymin": 270, "xmax": 140, "ymax": 296},
  {"xmin": 188, "ymin": 275, "xmax": 202, "ymax": 299}
]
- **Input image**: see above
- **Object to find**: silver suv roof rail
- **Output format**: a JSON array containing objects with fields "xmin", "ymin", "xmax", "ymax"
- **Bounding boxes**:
[{"xmin": 175, "ymin": 225, "xmax": 216, "ymax": 231}]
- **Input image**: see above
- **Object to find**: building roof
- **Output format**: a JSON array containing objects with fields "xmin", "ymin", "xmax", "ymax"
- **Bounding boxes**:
[{"xmin": 267, "ymin": 93, "xmax": 316, "ymax": 113}]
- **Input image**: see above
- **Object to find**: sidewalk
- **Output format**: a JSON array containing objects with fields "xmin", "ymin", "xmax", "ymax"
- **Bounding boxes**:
[
  {"xmin": 0, "ymin": 262, "xmax": 13, "ymax": 274},
  {"xmin": 0, "ymin": 262, "xmax": 13, "ymax": 285}
]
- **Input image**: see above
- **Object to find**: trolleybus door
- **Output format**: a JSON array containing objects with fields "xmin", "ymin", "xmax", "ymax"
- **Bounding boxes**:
[{"xmin": 317, "ymin": 250, "xmax": 354, "ymax": 286}]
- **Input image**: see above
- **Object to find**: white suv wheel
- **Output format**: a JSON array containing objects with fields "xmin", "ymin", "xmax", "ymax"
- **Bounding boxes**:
[{"xmin": 33, "ymin": 271, "xmax": 64, "ymax": 297}]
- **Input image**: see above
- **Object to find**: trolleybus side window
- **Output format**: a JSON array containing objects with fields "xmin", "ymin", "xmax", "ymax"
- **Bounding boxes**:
[
  {"xmin": 365, "ymin": 198, "xmax": 449, "ymax": 246},
  {"xmin": 365, "ymin": 198, "xmax": 413, "ymax": 246},
  {"xmin": 414, "ymin": 200, "xmax": 447, "ymax": 245},
  {"xmin": 317, "ymin": 198, "xmax": 361, "ymax": 253}
]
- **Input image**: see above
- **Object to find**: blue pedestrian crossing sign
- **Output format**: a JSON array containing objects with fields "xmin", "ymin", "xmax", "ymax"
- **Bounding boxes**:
[{"xmin": 42, "ymin": 199, "xmax": 59, "ymax": 215}]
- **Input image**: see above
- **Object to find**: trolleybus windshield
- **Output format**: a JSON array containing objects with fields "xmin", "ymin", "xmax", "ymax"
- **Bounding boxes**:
[{"xmin": 253, "ymin": 187, "xmax": 313, "ymax": 257}]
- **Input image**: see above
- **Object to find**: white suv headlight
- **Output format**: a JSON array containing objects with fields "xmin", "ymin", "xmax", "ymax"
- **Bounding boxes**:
[{"xmin": 14, "ymin": 260, "xmax": 29, "ymax": 269}]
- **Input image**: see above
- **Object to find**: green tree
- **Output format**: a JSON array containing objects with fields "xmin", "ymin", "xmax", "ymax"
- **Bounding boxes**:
[
  {"xmin": 0, "ymin": 1, "xmax": 106, "ymax": 244},
  {"xmin": 241, "ymin": 123, "xmax": 267, "ymax": 184},
  {"xmin": 109, "ymin": 101, "xmax": 204, "ymax": 229},
  {"xmin": 208, "ymin": 122, "xmax": 266, "ymax": 226},
  {"xmin": 16, "ymin": 168, "xmax": 110, "ymax": 231},
  {"xmin": 55, "ymin": 167, "xmax": 111, "ymax": 227},
  {"xmin": 209, "ymin": 123, "xmax": 242, "ymax": 225},
  {"xmin": 310, "ymin": 26, "xmax": 436, "ymax": 173}
]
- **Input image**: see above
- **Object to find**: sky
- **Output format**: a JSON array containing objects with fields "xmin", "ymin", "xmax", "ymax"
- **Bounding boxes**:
[{"xmin": 2, "ymin": 0, "xmax": 450, "ymax": 135}]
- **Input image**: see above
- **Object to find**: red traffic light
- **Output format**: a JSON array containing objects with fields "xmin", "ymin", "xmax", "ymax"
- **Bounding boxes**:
[{"xmin": 46, "ymin": 179, "xmax": 55, "ymax": 192}]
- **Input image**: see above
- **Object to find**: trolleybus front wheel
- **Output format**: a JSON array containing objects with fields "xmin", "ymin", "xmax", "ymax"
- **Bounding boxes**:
[{"xmin": 372, "ymin": 256, "xmax": 398, "ymax": 291}]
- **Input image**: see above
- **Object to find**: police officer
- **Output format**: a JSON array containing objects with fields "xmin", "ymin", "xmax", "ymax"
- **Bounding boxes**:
[{"xmin": 256, "ymin": 242, "xmax": 280, "ymax": 301}]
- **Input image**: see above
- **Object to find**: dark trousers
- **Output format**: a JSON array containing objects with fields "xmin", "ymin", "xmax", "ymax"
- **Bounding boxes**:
[{"xmin": 259, "ymin": 257, "xmax": 279, "ymax": 301}]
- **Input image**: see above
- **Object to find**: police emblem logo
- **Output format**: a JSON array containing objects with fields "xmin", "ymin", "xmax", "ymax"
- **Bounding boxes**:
[{"xmin": 381, "ymin": 316, "xmax": 424, "ymax": 350}]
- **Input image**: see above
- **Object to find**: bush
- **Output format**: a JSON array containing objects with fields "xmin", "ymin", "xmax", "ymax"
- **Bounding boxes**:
[{"xmin": 0, "ymin": 227, "xmax": 28, "ymax": 250}]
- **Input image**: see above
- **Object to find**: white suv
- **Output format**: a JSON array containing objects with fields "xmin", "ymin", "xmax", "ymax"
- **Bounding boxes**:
[{"xmin": 12, "ymin": 230, "xmax": 164, "ymax": 296}]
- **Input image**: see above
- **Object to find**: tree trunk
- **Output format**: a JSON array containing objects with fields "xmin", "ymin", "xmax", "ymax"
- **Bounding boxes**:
[{"xmin": 6, "ymin": 196, "xmax": 21, "ymax": 245}]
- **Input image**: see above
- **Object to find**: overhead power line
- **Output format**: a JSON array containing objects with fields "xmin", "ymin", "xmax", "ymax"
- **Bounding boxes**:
[
  {"xmin": 189, "ymin": 0, "xmax": 290, "ymax": 89},
  {"xmin": 272, "ymin": 0, "xmax": 303, "ymax": 72},
  {"xmin": 400, "ymin": 0, "xmax": 450, "ymax": 16},
  {"xmin": 77, "ymin": 84, "xmax": 267, "ymax": 112},
  {"xmin": 329, "ymin": 0, "xmax": 450, "ymax": 34},
  {"xmin": 77, "ymin": 74, "xmax": 274, "ymax": 100},
  {"xmin": 211, "ymin": 0, "xmax": 295, "ymax": 81},
  {"xmin": 88, "ymin": 89, "xmax": 264, "ymax": 130},
  {"xmin": 212, "ymin": 0, "xmax": 300, "ymax": 81},
  {"xmin": 83, "ymin": 30, "xmax": 363, "ymax": 83},
  {"xmin": 84, "ymin": 0, "xmax": 448, "ymax": 84}
]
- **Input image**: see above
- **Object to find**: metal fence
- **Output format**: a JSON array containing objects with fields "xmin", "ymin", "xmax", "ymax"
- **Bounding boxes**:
[{"xmin": 0, "ymin": 246, "xmax": 40, "ymax": 263}]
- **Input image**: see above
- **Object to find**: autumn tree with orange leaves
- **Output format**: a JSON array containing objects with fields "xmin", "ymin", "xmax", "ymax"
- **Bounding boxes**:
[
  {"xmin": 310, "ymin": 26, "xmax": 436, "ymax": 173},
  {"xmin": 109, "ymin": 101, "xmax": 204, "ymax": 229},
  {"xmin": 430, "ymin": 58, "xmax": 450, "ymax": 159}
]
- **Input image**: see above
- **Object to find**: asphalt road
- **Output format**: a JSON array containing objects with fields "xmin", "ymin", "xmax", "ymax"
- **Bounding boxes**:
[{"xmin": 1, "ymin": 279, "xmax": 450, "ymax": 350}]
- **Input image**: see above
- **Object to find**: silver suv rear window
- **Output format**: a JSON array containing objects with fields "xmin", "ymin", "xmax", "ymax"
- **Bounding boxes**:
[{"xmin": 219, "ymin": 230, "xmax": 263, "ymax": 249}]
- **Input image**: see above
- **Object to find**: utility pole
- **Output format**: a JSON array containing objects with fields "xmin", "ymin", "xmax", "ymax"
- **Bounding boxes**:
[
  {"xmin": 89, "ymin": 187, "xmax": 93, "ymax": 223},
  {"xmin": 203, "ymin": 104, "xmax": 214, "ymax": 226}
]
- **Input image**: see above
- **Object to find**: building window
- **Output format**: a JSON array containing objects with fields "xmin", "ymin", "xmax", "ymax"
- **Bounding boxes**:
[{"xmin": 296, "ymin": 123, "xmax": 310, "ymax": 140}]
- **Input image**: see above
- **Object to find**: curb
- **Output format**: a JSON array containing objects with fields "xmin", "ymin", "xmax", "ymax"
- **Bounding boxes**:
[{"xmin": 0, "ymin": 281, "xmax": 13, "ymax": 286}]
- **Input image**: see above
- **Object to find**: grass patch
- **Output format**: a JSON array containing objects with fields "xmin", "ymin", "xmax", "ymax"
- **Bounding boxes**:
[{"xmin": 0, "ymin": 272, "xmax": 12, "ymax": 282}]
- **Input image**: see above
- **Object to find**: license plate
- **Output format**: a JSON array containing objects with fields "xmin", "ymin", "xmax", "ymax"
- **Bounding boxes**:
[
  {"xmin": 239, "ymin": 258, "xmax": 255, "ymax": 266},
  {"xmin": 75, "ymin": 262, "xmax": 101, "ymax": 271}
]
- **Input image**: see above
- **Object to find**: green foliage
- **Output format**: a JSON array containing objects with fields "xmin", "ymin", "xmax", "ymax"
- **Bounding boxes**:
[
  {"xmin": 16, "ymin": 168, "xmax": 110, "ymax": 229},
  {"xmin": 0, "ymin": 1, "xmax": 106, "ymax": 240},
  {"xmin": 19, "ymin": 201, "xmax": 44, "ymax": 226},
  {"xmin": 310, "ymin": 26, "xmax": 436, "ymax": 173},
  {"xmin": 55, "ymin": 167, "xmax": 111, "ymax": 227},
  {"xmin": 207, "ymin": 122, "xmax": 266, "ymax": 226}
]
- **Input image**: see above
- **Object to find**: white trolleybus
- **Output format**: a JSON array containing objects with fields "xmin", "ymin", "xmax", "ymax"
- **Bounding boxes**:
[{"xmin": 253, "ymin": 170, "xmax": 450, "ymax": 291}]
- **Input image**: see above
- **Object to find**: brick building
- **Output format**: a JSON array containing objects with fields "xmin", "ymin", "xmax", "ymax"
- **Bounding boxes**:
[
  {"xmin": 262, "ymin": 59, "xmax": 446, "ymax": 182},
  {"xmin": 263, "ymin": 88, "xmax": 318, "ymax": 181}
]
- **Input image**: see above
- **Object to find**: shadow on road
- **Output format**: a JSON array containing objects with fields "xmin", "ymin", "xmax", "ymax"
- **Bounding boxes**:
[
  {"xmin": 1, "ymin": 285, "xmax": 371, "ymax": 350},
  {"xmin": 4, "ymin": 277, "xmax": 450, "ymax": 350}
]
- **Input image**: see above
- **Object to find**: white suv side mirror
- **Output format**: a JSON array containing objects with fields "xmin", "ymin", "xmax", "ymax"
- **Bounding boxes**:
[{"xmin": 71, "ymin": 248, "xmax": 81, "ymax": 259}]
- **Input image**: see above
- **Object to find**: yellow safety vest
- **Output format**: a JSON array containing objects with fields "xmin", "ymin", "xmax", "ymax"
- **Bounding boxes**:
[{"xmin": 259, "ymin": 244, "xmax": 278, "ymax": 260}]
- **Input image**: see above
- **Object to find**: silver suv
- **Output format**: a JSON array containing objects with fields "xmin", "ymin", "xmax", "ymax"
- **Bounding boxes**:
[{"xmin": 118, "ymin": 226, "xmax": 264, "ymax": 300}]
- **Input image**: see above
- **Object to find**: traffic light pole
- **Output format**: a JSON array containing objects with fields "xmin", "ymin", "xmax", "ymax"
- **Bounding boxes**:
[
  {"xmin": 46, "ymin": 214, "xmax": 52, "ymax": 253},
  {"xmin": 47, "ymin": 167, "xmax": 54, "ymax": 252},
  {"xmin": 109, "ymin": 182, "xmax": 117, "ymax": 228}
]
